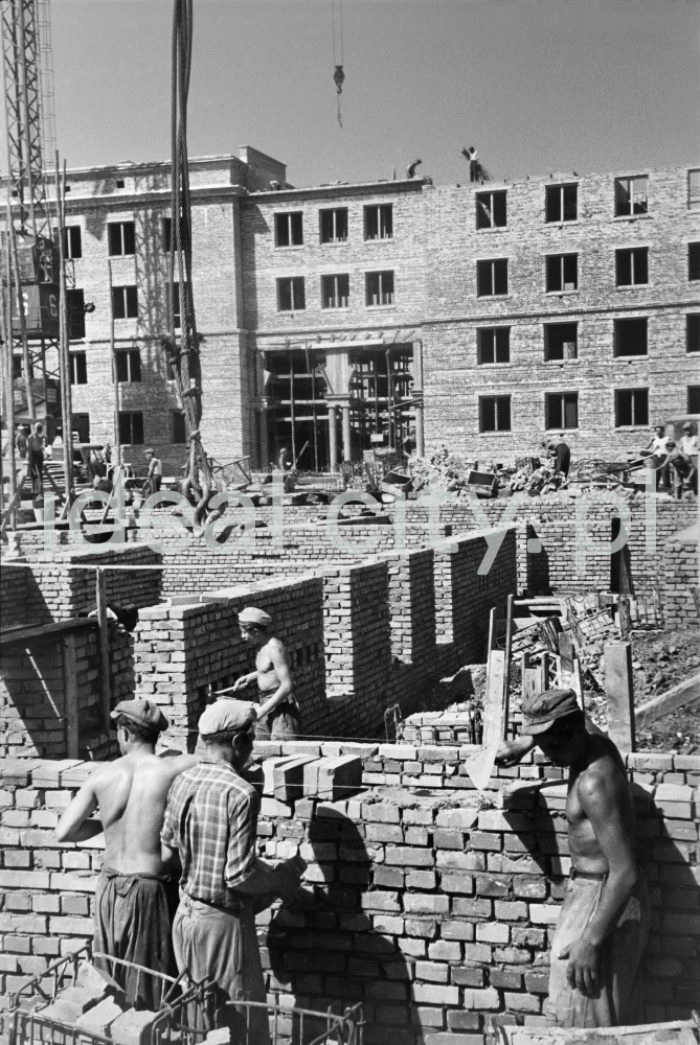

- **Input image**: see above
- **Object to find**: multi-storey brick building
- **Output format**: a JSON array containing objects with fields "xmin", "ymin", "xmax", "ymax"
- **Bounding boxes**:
[{"xmin": 5, "ymin": 152, "xmax": 699, "ymax": 472}]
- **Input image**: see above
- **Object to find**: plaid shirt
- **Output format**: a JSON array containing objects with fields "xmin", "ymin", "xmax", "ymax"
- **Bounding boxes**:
[{"xmin": 161, "ymin": 760, "xmax": 259, "ymax": 909}]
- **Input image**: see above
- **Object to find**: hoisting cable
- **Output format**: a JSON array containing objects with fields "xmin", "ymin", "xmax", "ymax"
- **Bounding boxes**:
[
  {"xmin": 166, "ymin": 0, "xmax": 216, "ymax": 531},
  {"xmin": 332, "ymin": 0, "xmax": 344, "ymax": 126}
]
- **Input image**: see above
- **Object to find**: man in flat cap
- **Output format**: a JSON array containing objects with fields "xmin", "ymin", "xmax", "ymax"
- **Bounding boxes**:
[
  {"xmin": 496, "ymin": 688, "xmax": 648, "ymax": 1028},
  {"xmin": 228, "ymin": 606, "xmax": 301, "ymax": 740},
  {"xmin": 161, "ymin": 701, "xmax": 305, "ymax": 1042},
  {"xmin": 56, "ymin": 699, "xmax": 197, "ymax": 1007}
]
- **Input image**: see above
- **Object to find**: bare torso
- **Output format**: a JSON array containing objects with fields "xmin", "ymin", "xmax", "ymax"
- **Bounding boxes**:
[
  {"xmin": 255, "ymin": 638, "xmax": 285, "ymax": 695},
  {"xmin": 91, "ymin": 752, "xmax": 194, "ymax": 874},
  {"xmin": 566, "ymin": 736, "xmax": 635, "ymax": 874}
]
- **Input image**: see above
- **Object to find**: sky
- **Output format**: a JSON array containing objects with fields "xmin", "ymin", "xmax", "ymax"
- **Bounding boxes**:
[{"xmin": 24, "ymin": 0, "xmax": 700, "ymax": 188}]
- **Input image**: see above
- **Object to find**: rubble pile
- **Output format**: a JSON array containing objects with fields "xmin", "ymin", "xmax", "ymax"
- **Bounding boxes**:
[{"xmin": 407, "ymin": 447, "xmax": 484, "ymax": 495}]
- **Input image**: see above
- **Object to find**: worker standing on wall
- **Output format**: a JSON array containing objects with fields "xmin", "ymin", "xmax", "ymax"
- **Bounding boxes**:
[
  {"xmin": 56, "ymin": 700, "xmax": 197, "ymax": 1008},
  {"xmin": 496, "ymin": 689, "xmax": 648, "ymax": 1027},
  {"xmin": 548, "ymin": 434, "xmax": 571, "ymax": 478},
  {"xmin": 26, "ymin": 421, "xmax": 45, "ymax": 499},
  {"xmin": 142, "ymin": 448, "xmax": 163, "ymax": 497},
  {"xmin": 161, "ymin": 702, "xmax": 305, "ymax": 1043},
  {"xmin": 229, "ymin": 606, "xmax": 302, "ymax": 740}
]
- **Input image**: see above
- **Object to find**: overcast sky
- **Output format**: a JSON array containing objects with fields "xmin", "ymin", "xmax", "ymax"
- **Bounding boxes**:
[{"xmin": 29, "ymin": 0, "xmax": 700, "ymax": 187}]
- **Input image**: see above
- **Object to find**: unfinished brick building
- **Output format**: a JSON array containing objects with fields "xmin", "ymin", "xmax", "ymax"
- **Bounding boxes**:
[{"xmin": 6, "ymin": 154, "xmax": 698, "ymax": 473}]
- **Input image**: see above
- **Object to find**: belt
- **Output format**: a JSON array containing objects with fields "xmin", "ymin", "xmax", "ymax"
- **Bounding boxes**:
[{"xmin": 571, "ymin": 868, "xmax": 608, "ymax": 881}]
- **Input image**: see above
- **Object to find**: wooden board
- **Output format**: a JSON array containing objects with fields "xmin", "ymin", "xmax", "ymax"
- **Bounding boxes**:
[{"xmin": 497, "ymin": 1020, "xmax": 699, "ymax": 1045}]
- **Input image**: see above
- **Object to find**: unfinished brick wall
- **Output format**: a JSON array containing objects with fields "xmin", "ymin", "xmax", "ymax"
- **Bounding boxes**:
[
  {"xmin": 132, "ymin": 576, "xmax": 326, "ymax": 752},
  {"xmin": 0, "ymin": 749, "xmax": 697, "ymax": 1045},
  {"xmin": 0, "ymin": 624, "xmax": 130, "ymax": 762},
  {"xmin": 659, "ymin": 524, "xmax": 699, "ymax": 625},
  {"xmin": 1, "ymin": 545, "xmax": 161, "ymax": 626}
]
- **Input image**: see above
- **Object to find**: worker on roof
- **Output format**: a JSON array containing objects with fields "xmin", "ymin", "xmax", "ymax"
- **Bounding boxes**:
[
  {"xmin": 496, "ymin": 689, "xmax": 648, "ymax": 1028},
  {"xmin": 56, "ymin": 700, "xmax": 197, "ymax": 1008},
  {"xmin": 672, "ymin": 421, "xmax": 698, "ymax": 497}
]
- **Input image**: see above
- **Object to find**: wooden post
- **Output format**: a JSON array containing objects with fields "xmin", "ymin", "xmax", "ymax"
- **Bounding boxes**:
[
  {"xmin": 604, "ymin": 640, "xmax": 636, "ymax": 751},
  {"xmin": 95, "ymin": 568, "xmax": 112, "ymax": 726},
  {"xmin": 617, "ymin": 596, "xmax": 632, "ymax": 639},
  {"xmin": 62, "ymin": 634, "xmax": 79, "ymax": 757}
]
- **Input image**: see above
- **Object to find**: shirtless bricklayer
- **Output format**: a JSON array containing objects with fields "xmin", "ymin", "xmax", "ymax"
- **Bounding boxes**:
[
  {"xmin": 56, "ymin": 699, "xmax": 197, "ymax": 1008},
  {"xmin": 229, "ymin": 606, "xmax": 301, "ymax": 740},
  {"xmin": 496, "ymin": 687, "xmax": 649, "ymax": 1027}
]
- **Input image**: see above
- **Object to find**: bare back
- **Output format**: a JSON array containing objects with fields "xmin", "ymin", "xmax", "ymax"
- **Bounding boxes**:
[{"xmin": 88, "ymin": 752, "xmax": 195, "ymax": 874}]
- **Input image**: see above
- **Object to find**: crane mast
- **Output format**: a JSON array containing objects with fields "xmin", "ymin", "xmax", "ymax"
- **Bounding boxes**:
[{"xmin": 1, "ymin": 0, "xmax": 73, "ymax": 530}]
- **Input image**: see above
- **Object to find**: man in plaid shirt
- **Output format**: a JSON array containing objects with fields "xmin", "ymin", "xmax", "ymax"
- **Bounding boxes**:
[{"xmin": 161, "ymin": 701, "xmax": 304, "ymax": 1042}]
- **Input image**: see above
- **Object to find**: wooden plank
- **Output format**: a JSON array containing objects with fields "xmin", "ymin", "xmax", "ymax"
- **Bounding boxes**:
[
  {"xmin": 558, "ymin": 630, "xmax": 575, "ymax": 673},
  {"xmin": 95, "ymin": 568, "xmax": 112, "ymax": 728},
  {"xmin": 63, "ymin": 634, "xmax": 79, "ymax": 758},
  {"xmin": 482, "ymin": 649, "xmax": 506, "ymax": 748},
  {"xmin": 604, "ymin": 640, "xmax": 635, "ymax": 752},
  {"xmin": 498, "ymin": 1019, "xmax": 698, "ymax": 1045},
  {"xmin": 635, "ymin": 673, "xmax": 700, "ymax": 730}
]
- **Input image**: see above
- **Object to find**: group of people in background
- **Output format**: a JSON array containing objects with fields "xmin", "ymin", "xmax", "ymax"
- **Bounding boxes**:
[{"xmin": 643, "ymin": 422, "xmax": 698, "ymax": 497}]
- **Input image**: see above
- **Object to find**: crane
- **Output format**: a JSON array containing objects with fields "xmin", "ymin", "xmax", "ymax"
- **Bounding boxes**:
[{"xmin": 1, "ymin": 0, "xmax": 74, "ymax": 532}]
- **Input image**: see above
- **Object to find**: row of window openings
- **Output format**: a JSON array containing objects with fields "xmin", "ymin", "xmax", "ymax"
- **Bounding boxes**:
[
  {"xmin": 68, "ymin": 312, "xmax": 700, "ymax": 384},
  {"xmin": 477, "ymin": 249, "xmax": 654, "ymax": 296},
  {"xmin": 477, "ymin": 315, "xmax": 700, "ymax": 363},
  {"xmin": 278, "ymin": 271, "xmax": 394, "ymax": 310},
  {"xmin": 68, "ymin": 411, "xmax": 186, "ymax": 447},
  {"xmin": 63, "ymin": 217, "xmax": 189, "ymax": 260},
  {"xmin": 480, "ymin": 387, "xmax": 700, "ymax": 432},
  {"xmin": 59, "ymin": 169, "xmax": 700, "ymax": 262}
]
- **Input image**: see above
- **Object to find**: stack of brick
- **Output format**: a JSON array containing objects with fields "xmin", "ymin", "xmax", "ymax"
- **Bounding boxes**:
[{"xmin": 0, "ymin": 750, "xmax": 697, "ymax": 1045}]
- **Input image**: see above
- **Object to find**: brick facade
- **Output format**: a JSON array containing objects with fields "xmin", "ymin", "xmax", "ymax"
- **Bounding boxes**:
[{"xmin": 4, "ymin": 156, "xmax": 696, "ymax": 474}]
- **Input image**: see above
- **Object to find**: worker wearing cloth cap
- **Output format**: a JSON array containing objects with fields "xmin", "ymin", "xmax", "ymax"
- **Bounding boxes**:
[
  {"xmin": 56, "ymin": 700, "xmax": 197, "ymax": 1008},
  {"xmin": 496, "ymin": 689, "xmax": 648, "ymax": 1027},
  {"xmin": 228, "ymin": 606, "xmax": 302, "ymax": 740},
  {"xmin": 161, "ymin": 701, "xmax": 305, "ymax": 1042}
]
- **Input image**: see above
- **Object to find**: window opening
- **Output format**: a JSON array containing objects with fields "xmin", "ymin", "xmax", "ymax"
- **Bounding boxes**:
[
  {"xmin": 546, "ymin": 253, "xmax": 578, "ymax": 292},
  {"xmin": 118, "ymin": 411, "xmax": 144, "ymax": 445},
  {"xmin": 277, "ymin": 277, "xmax": 306, "ymax": 312},
  {"xmin": 545, "ymin": 391, "xmax": 578, "ymax": 429},
  {"xmin": 615, "ymin": 388, "xmax": 648, "ymax": 427},
  {"xmin": 614, "ymin": 318, "xmax": 647, "ymax": 357},
  {"xmin": 545, "ymin": 184, "xmax": 577, "ymax": 223},
  {"xmin": 112, "ymin": 285, "xmax": 138, "ymax": 319},
  {"xmin": 365, "ymin": 270, "xmax": 394, "ymax": 306},
  {"xmin": 321, "ymin": 273, "xmax": 349, "ymax": 308},
  {"xmin": 477, "ymin": 327, "xmax": 510, "ymax": 364},
  {"xmin": 476, "ymin": 190, "xmax": 507, "ymax": 229},
  {"xmin": 479, "ymin": 395, "xmax": 511, "ymax": 432},
  {"xmin": 69, "ymin": 352, "xmax": 87, "ymax": 385},
  {"xmin": 364, "ymin": 204, "xmax": 393, "ymax": 241},
  {"xmin": 477, "ymin": 258, "xmax": 508, "ymax": 296},
  {"xmin": 615, "ymin": 176, "xmax": 648, "ymax": 216},
  {"xmin": 108, "ymin": 220, "xmax": 136, "ymax": 256},
  {"xmin": 544, "ymin": 322, "xmax": 578, "ymax": 361},
  {"xmin": 116, "ymin": 348, "xmax": 142, "ymax": 383},
  {"xmin": 687, "ymin": 315, "xmax": 700, "ymax": 353},
  {"xmin": 320, "ymin": 208, "xmax": 348, "ymax": 243},
  {"xmin": 616, "ymin": 247, "xmax": 648, "ymax": 286},
  {"xmin": 275, "ymin": 212, "xmax": 303, "ymax": 247}
]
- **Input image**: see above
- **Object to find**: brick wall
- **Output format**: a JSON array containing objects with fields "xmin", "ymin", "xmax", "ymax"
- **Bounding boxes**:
[
  {"xmin": 1, "ymin": 545, "xmax": 161, "ymax": 626},
  {"xmin": 0, "ymin": 624, "xmax": 127, "ymax": 762},
  {"xmin": 0, "ymin": 748, "xmax": 697, "ymax": 1045},
  {"xmin": 132, "ymin": 576, "xmax": 326, "ymax": 752},
  {"xmin": 659, "ymin": 523, "xmax": 699, "ymax": 624}
]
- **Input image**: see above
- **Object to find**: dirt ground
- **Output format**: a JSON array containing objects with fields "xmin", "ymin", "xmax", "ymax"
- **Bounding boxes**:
[{"xmin": 585, "ymin": 627, "xmax": 700, "ymax": 754}]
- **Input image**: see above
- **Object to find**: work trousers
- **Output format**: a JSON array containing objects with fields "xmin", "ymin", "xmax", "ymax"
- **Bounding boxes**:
[
  {"xmin": 547, "ymin": 873, "xmax": 649, "ymax": 1027},
  {"xmin": 173, "ymin": 893, "xmax": 270, "ymax": 1045}
]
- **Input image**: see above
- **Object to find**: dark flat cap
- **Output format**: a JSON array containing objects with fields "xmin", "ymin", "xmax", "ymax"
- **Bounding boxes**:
[
  {"xmin": 521, "ymin": 688, "xmax": 580, "ymax": 735},
  {"xmin": 110, "ymin": 699, "xmax": 169, "ymax": 732}
]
